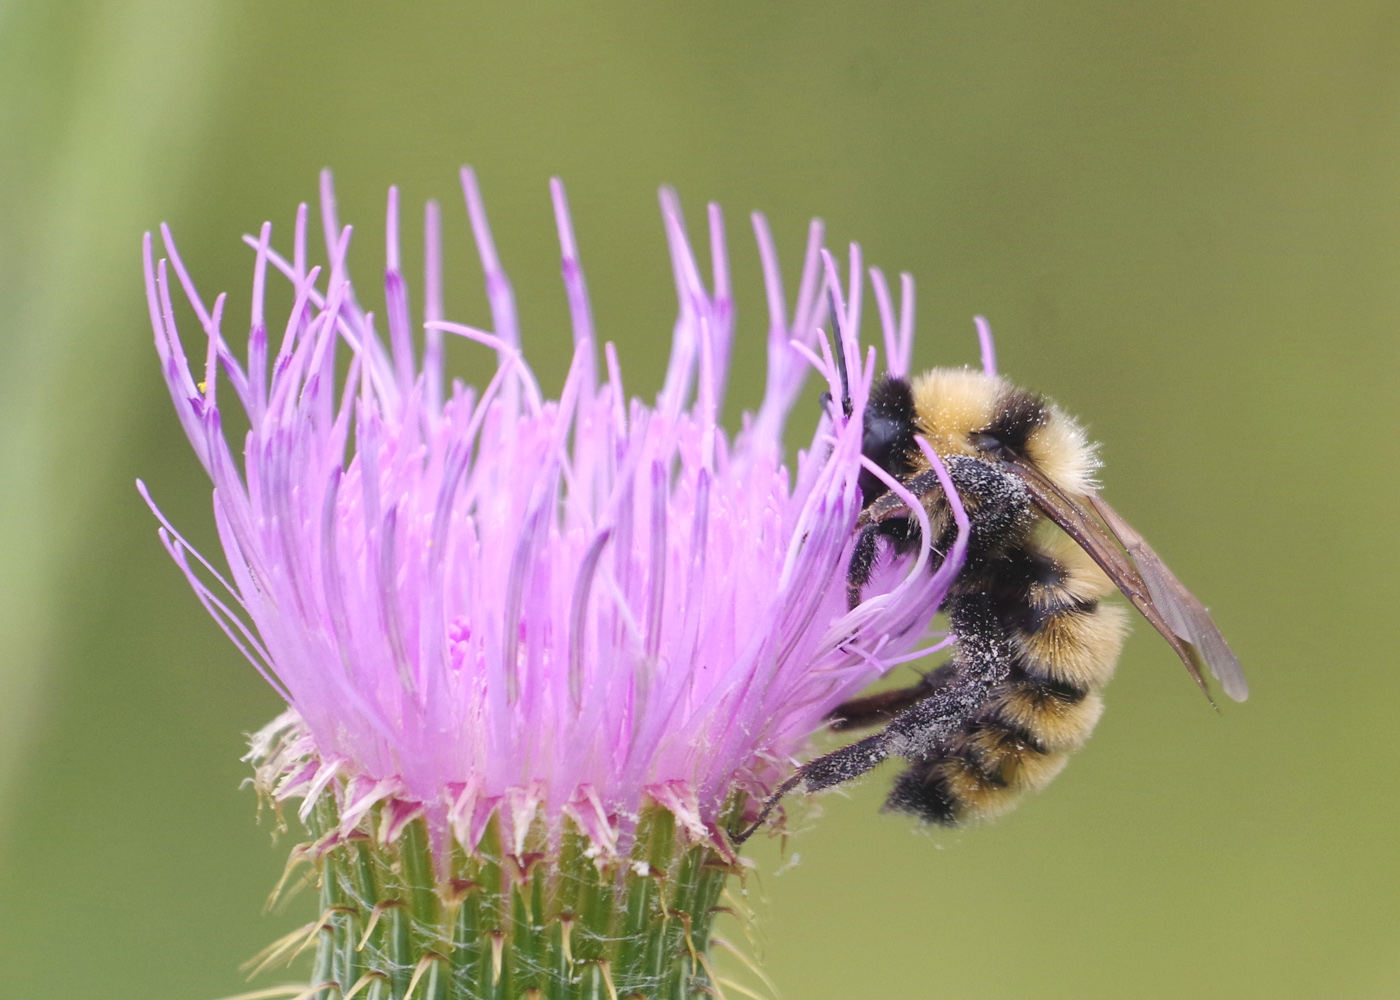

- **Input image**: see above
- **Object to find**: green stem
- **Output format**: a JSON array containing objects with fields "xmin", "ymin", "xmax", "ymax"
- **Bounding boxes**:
[{"xmin": 297, "ymin": 797, "xmax": 742, "ymax": 1000}]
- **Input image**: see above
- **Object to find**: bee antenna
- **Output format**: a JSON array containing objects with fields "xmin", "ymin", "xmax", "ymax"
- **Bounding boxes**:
[{"xmin": 828, "ymin": 285, "xmax": 854, "ymax": 419}]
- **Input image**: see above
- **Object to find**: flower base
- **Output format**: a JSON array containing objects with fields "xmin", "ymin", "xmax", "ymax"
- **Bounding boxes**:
[{"xmin": 292, "ymin": 796, "xmax": 741, "ymax": 1000}]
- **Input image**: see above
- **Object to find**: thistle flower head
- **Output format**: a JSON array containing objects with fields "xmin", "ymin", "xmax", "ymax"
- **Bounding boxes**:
[{"xmin": 142, "ymin": 170, "xmax": 962, "ymax": 860}]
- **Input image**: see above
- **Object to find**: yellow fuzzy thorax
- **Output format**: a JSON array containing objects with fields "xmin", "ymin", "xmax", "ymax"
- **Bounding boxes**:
[{"xmin": 909, "ymin": 367, "xmax": 1101, "ymax": 496}]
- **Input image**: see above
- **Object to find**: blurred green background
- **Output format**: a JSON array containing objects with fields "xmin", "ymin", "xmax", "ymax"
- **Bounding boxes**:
[{"xmin": 2, "ymin": 1, "xmax": 1397, "ymax": 997}]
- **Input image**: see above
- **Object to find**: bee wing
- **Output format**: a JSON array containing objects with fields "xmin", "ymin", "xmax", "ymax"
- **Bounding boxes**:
[
  {"xmin": 1002, "ymin": 457, "xmax": 1246, "ymax": 704},
  {"xmin": 1086, "ymin": 494, "xmax": 1248, "ymax": 703}
]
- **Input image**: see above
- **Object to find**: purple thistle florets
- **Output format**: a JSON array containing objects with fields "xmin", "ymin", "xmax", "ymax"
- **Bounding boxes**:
[{"xmin": 142, "ymin": 169, "xmax": 964, "ymax": 860}]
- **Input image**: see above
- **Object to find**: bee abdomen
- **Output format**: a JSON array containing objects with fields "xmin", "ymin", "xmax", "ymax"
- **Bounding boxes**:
[
  {"xmin": 889, "ymin": 540, "xmax": 1127, "ymax": 826},
  {"xmin": 888, "ymin": 751, "xmax": 1026, "ymax": 825},
  {"xmin": 891, "ymin": 674, "xmax": 1109, "ymax": 825},
  {"xmin": 1014, "ymin": 599, "xmax": 1128, "ymax": 690},
  {"xmin": 891, "ymin": 707, "xmax": 1074, "ymax": 825},
  {"xmin": 989, "ymin": 677, "xmax": 1105, "ymax": 754}
]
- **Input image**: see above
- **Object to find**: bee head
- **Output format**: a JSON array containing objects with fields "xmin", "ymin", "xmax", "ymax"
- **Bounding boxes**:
[{"xmin": 909, "ymin": 368, "xmax": 1099, "ymax": 497}]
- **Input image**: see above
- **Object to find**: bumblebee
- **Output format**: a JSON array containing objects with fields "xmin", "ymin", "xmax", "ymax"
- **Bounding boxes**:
[{"xmin": 739, "ymin": 364, "xmax": 1246, "ymax": 837}]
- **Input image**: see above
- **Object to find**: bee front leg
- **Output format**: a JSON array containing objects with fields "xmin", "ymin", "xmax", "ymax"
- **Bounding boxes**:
[
  {"xmin": 846, "ymin": 469, "xmax": 956, "ymax": 610},
  {"xmin": 846, "ymin": 512, "xmax": 928, "ymax": 610},
  {"xmin": 847, "ymin": 523, "xmax": 882, "ymax": 610}
]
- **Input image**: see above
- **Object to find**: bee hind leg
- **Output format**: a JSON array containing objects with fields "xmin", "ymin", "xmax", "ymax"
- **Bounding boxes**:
[
  {"xmin": 730, "ymin": 732, "xmax": 892, "ymax": 845},
  {"xmin": 735, "ymin": 654, "xmax": 991, "ymax": 844}
]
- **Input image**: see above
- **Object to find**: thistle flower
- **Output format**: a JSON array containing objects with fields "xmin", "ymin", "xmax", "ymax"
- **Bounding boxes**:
[{"xmin": 142, "ymin": 169, "xmax": 964, "ymax": 999}]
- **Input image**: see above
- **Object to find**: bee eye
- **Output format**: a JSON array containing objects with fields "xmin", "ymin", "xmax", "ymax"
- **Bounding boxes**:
[{"xmin": 970, "ymin": 431, "xmax": 1004, "ymax": 454}]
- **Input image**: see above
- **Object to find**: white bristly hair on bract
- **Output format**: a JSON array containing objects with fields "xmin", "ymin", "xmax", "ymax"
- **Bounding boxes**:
[{"xmin": 139, "ymin": 168, "xmax": 966, "ymax": 860}]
